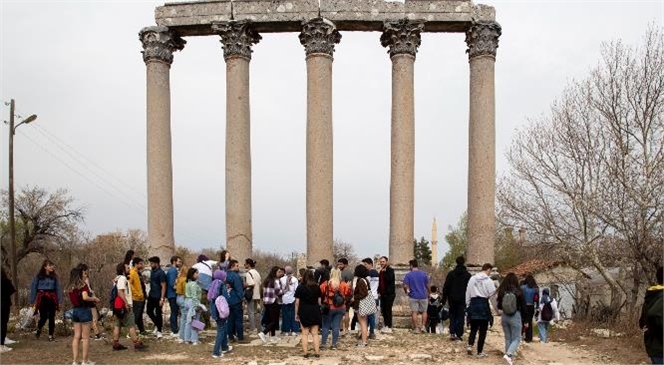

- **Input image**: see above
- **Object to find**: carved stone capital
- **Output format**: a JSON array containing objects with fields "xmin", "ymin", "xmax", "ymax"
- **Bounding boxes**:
[
  {"xmin": 299, "ymin": 18, "xmax": 341, "ymax": 57},
  {"xmin": 212, "ymin": 21, "xmax": 262, "ymax": 61},
  {"xmin": 380, "ymin": 19, "xmax": 425, "ymax": 58},
  {"xmin": 139, "ymin": 26, "xmax": 186, "ymax": 65},
  {"xmin": 465, "ymin": 21, "xmax": 501, "ymax": 59}
]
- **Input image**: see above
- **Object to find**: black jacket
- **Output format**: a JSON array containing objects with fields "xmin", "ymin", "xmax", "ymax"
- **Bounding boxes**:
[
  {"xmin": 378, "ymin": 266, "xmax": 395, "ymax": 297},
  {"xmin": 639, "ymin": 285, "xmax": 663, "ymax": 358},
  {"xmin": 442, "ymin": 264, "xmax": 471, "ymax": 305},
  {"xmin": 1, "ymin": 274, "xmax": 16, "ymax": 307}
]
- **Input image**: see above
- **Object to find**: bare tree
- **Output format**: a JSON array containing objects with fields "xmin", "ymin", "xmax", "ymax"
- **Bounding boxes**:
[
  {"xmin": 333, "ymin": 238, "xmax": 358, "ymax": 265},
  {"xmin": 498, "ymin": 26, "xmax": 664, "ymax": 313}
]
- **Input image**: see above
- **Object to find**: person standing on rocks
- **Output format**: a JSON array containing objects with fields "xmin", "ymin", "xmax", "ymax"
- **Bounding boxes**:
[
  {"xmin": 166, "ymin": 256, "xmax": 182, "ymax": 337},
  {"xmin": 294, "ymin": 269, "xmax": 322, "ymax": 358},
  {"xmin": 442, "ymin": 255, "xmax": 471, "ymax": 341},
  {"xmin": 146, "ymin": 256, "xmax": 166, "ymax": 339},
  {"xmin": 377, "ymin": 256, "xmax": 395, "ymax": 333},
  {"xmin": 225, "ymin": 260, "xmax": 246, "ymax": 343},
  {"xmin": 129, "ymin": 258, "xmax": 147, "ymax": 335},
  {"xmin": 640, "ymin": 266, "xmax": 663, "ymax": 365},
  {"xmin": 362, "ymin": 258, "xmax": 380, "ymax": 339},
  {"xmin": 465, "ymin": 263, "xmax": 495, "ymax": 358},
  {"xmin": 497, "ymin": 272, "xmax": 527, "ymax": 365},
  {"xmin": 403, "ymin": 259, "xmax": 430, "ymax": 333}
]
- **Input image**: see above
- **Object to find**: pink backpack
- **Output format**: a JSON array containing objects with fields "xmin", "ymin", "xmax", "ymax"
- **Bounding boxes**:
[{"xmin": 215, "ymin": 294, "xmax": 230, "ymax": 319}]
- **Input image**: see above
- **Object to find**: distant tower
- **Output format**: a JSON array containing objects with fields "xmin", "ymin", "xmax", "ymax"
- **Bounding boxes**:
[{"xmin": 431, "ymin": 218, "xmax": 438, "ymax": 267}]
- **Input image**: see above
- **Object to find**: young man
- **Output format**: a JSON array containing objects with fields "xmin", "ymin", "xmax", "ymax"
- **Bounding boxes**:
[
  {"xmin": 640, "ymin": 266, "xmax": 663, "ymax": 365},
  {"xmin": 315, "ymin": 259, "xmax": 331, "ymax": 285},
  {"xmin": 166, "ymin": 256, "xmax": 181, "ymax": 337},
  {"xmin": 112, "ymin": 263, "xmax": 146, "ymax": 351},
  {"xmin": 362, "ymin": 258, "xmax": 380, "ymax": 339},
  {"xmin": 403, "ymin": 259, "xmax": 430, "ymax": 333},
  {"xmin": 225, "ymin": 260, "xmax": 246, "ymax": 342},
  {"xmin": 465, "ymin": 263, "xmax": 495, "ymax": 357},
  {"xmin": 377, "ymin": 256, "xmax": 396, "ymax": 333},
  {"xmin": 146, "ymin": 257, "xmax": 166, "ymax": 338},
  {"xmin": 128, "ymin": 258, "xmax": 146, "ymax": 335},
  {"xmin": 442, "ymin": 255, "xmax": 471, "ymax": 341}
]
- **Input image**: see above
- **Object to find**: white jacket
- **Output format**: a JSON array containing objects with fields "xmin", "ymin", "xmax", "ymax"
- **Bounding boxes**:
[
  {"xmin": 536, "ymin": 297, "xmax": 561, "ymax": 323},
  {"xmin": 465, "ymin": 272, "xmax": 496, "ymax": 307}
]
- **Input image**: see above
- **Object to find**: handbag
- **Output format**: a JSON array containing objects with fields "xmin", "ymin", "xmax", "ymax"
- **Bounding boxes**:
[
  {"xmin": 244, "ymin": 287, "xmax": 254, "ymax": 302},
  {"xmin": 191, "ymin": 319, "xmax": 205, "ymax": 331},
  {"xmin": 358, "ymin": 294, "xmax": 376, "ymax": 316}
]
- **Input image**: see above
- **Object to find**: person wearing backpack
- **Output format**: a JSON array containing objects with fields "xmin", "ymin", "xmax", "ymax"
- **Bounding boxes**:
[
  {"xmin": 639, "ymin": 266, "xmax": 663, "ymax": 364},
  {"xmin": 497, "ymin": 273, "xmax": 527, "ymax": 365},
  {"xmin": 320, "ymin": 268, "xmax": 351, "ymax": 350},
  {"xmin": 536, "ymin": 288, "xmax": 560, "ymax": 343},
  {"xmin": 111, "ymin": 263, "xmax": 146, "ymax": 351},
  {"xmin": 465, "ymin": 263, "xmax": 496, "ymax": 357},
  {"xmin": 210, "ymin": 270, "xmax": 232, "ymax": 358}
]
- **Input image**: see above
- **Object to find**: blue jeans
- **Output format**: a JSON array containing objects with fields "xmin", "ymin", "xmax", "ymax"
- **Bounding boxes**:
[
  {"xmin": 280, "ymin": 303, "xmax": 299, "ymax": 333},
  {"xmin": 502, "ymin": 311, "xmax": 522, "ymax": 355},
  {"xmin": 537, "ymin": 321, "xmax": 549, "ymax": 343},
  {"xmin": 449, "ymin": 302, "xmax": 465, "ymax": 338},
  {"xmin": 321, "ymin": 308, "xmax": 345, "ymax": 346},
  {"xmin": 182, "ymin": 298, "xmax": 200, "ymax": 343},
  {"xmin": 177, "ymin": 295, "xmax": 186, "ymax": 341},
  {"xmin": 212, "ymin": 318, "xmax": 229, "ymax": 356},
  {"xmin": 168, "ymin": 297, "xmax": 179, "ymax": 334},
  {"xmin": 651, "ymin": 357, "xmax": 663, "ymax": 364},
  {"xmin": 227, "ymin": 303, "xmax": 244, "ymax": 341}
]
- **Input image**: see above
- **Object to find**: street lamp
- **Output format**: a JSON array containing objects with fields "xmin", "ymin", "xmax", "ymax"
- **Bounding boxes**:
[{"xmin": 8, "ymin": 98, "xmax": 37, "ymax": 306}]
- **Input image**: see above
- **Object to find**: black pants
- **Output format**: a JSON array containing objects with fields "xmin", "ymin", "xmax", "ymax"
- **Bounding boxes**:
[
  {"xmin": 427, "ymin": 317, "xmax": 439, "ymax": 333},
  {"xmin": 146, "ymin": 297, "xmax": 163, "ymax": 332},
  {"xmin": 380, "ymin": 294, "xmax": 395, "ymax": 328},
  {"xmin": 449, "ymin": 302, "xmax": 466, "ymax": 339},
  {"xmin": 1, "ymin": 302, "xmax": 10, "ymax": 345},
  {"xmin": 37, "ymin": 297, "xmax": 56, "ymax": 336},
  {"xmin": 523, "ymin": 305, "xmax": 535, "ymax": 342},
  {"xmin": 468, "ymin": 319, "xmax": 489, "ymax": 354},
  {"xmin": 133, "ymin": 300, "xmax": 145, "ymax": 332},
  {"xmin": 263, "ymin": 302, "xmax": 280, "ymax": 336}
]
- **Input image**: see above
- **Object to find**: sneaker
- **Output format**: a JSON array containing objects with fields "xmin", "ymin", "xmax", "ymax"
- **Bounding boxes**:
[
  {"xmin": 381, "ymin": 327, "xmax": 392, "ymax": 334},
  {"xmin": 48, "ymin": 335, "xmax": 56, "ymax": 342},
  {"xmin": 356, "ymin": 342, "xmax": 367, "ymax": 347},
  {"xmin": 320, "ymin": 345, "xmax": 328, "ymax": 351},
  {"xmin": 153, "ymin": 328, "xmax": 158, "ymax": 335},
  {"xmin": 81, "ymin": 361, "xmax": 96, "ymax": 365},
  {"xmin": 113, "ymin": 343, "xmax": 128, "ymax": 351},
  {"xmin": 503, "ymin": 354, "xmax": 514, "ymax": 365},
  {"xmin": 170, "ymin": 332, "xmax": 180, "ymax": 338},
  {"xmin": 330, "ymin": 345, "xmax": 338, "ymax": 350},
  {"xmin": 222, "ymin": 345, "xmax": 233, "ymax": 354},
  {"xmin": 410, "ymin": 328, "xmax": 420, "ymax": 334},
  {"xmin": 467, "ymin": 346, "xmax": 473, "ymax": 355},
  {"xmin": 1, "ymin": 345, "xmax": 13, "ymax": 353},
  {"xmin": 177, "ymin": 339, "xmax": 184, "ymax": 344},
  {"xmin": 4, "ymin": 338, "xmax": 17, "ymax": 345},
  {"xmin": 477, "ymin": 352, "xmax": 488, "ymax": 358},
  {"xmin": 156, "ymin": 331, "xmax": 163, "ymax": 339},
  {"xmin": 191, "ymin": 341, "xmax": 200, "ymax": 346},
  {"xmin": 71, "ymin": 362, "xmax": 79, "ymax": 365},
  {"xmin": 211, "ymin": 354, "xmax": 222, "ymax": 359},
  {"xmin": 258, "ymin": 332, "xmax": 267, "ymax": 343},
  {"xmin": 369, "ymin": 333, "xmax": 376, "ymax": 340}
]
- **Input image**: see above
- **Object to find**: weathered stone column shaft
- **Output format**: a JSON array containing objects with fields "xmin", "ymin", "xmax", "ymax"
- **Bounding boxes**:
[
  {"xmin": 214, "ymin": 21, "xmax": 261, "ymax": 262},
  {"xmin": 466, "ymin": 21, "xmax": 501, "ymax": 267},
  {"xmin": 300, "ymin": 18, "xmax": 340, "ymax": 266},
  {"xmin": 140, "ymin": 26, "xmax": 185, "ymax": 263}
]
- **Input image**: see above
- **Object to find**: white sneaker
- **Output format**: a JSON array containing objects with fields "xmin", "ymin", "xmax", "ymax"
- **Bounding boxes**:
[
  {"xmin": 0, "ymin": 345, "xmax": 12, "ymax": 353},
  {"xmin": 477, "ymin": 352, "xmax": 488, "ymax": 358},
  {"xmin": 503, "ymin": 354, "xmax": 514, "ymax": 365},
  {"xmin": 467, "ymin": 346, "xmax": 473, "ymax": 355},
  {"xmin": 191, "ymin": 341, "xmax": 199, "ymax": 346},
  {"xmin": 4, "ymin": 338, "xmax": 17, "ymax": 345},
  {"xmin": 71, "ymin": 362, "xmax": 78, "ymax": 365},
  {"xmin": 156, "ymin": 331, "xmax": 163, "ymax": 339},
  {"xmin": 381, "ymin": 327, "xmax": 392, "ymax": 334},
  {"xmin": 177, "ymin": 339, "xmax": 184, "ymax": 344},
  {"xmin": 222, "ymin": 345, "xmax": 233, "ymax": 354},
  {"xmin": 153, "ymin": 328, "xmax": 158, "ymax": 335},
  {"xmin": 258, "ymin": 332, "xmax": 267, "ymax": 343},
  {"xmin": 170, "ymin": 332, "xmax": 180, "ymax": 338},
  {"xmin": 81, "ymin": 361, "xmax": 96, "ymax": 365},
  {"xmin": 211, "ymin": 354, "xmax": 223, "ymax": 358}
]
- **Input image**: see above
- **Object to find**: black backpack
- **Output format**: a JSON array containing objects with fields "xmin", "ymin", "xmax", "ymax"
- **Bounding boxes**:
[
  {"xmin": 333, "ymin": 289, "xmax": 345, "ymax": 307},
  {"xmin": 541, "ymin": 301, "xmax": 554, "ymax": 321}
]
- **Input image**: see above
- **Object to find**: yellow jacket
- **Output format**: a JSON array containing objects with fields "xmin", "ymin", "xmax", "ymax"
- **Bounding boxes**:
[
  {"xmin": 176, "ymin": 275, "xmax": 187, "ymax": 296},
  {"xmin": 129, "ymin": 268, "xmax": 145, "ymax": 301}
]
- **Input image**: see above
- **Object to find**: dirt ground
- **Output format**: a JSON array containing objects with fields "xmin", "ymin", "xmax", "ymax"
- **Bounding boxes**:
[{"xmin": 1, "ymin": 319, "xmax": 650, "ymax": 365}]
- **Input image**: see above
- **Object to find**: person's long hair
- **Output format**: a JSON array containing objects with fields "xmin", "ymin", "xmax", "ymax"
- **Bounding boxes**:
[
  {"xmin": 497, "ymin": 272, "xmax": 522, "ymax": 300},
  {"xmin": 67, "ymin": 267, "xmax": 85, "ymax": 291},
  {"xmin": 524, "ymin": 274, "xmax": 537, "ymax": 288},
  {"xmin": 178, "ymin": 264, "xmax": 188, "ymax": 280},
  {"xmin": 123, "ymin": 250, "xmax": 135, "ymax": 265},
  {"xmin": 328, "ymin": 268, "xmax": 342, "ymax": 290},
  {"xmin": 219, "ymin": 250, "xmax": 230, "ymax": 263},
  {"xmin": 186, "ymin": 267, "xmax": 198, "ymax": 282},
  {"xmin": 37, "ymin": 259, "xmax": 57, "ymax": 279},
  {"xmin": 263, "ymin": 266, "xmax": 279, "ymax": 288}
]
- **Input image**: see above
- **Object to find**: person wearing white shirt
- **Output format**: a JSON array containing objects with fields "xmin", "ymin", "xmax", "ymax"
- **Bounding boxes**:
[
  {"xmin": 280, "ymin": 266, "xmax": 300, "ymax": 336},
  {"xmin": 192, "ymin": 255, "xmax": 218, "ymax": 292}
]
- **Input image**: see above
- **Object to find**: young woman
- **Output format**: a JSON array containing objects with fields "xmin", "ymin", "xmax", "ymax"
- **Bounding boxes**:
[
  {"xmin": 30, "ymin": 259, "xmax": 62, "ymax": 341},
  {"xmin": 176, "ymin": 264, "xmax": 188, "ymax": 342},
  {"xmin": 218, "ymin": 250, "xmax": 231, "ymax": 272},
  {"xmin": 182, "ymin": 267, "xmax": 202, "ymax": 345},
  {"xmin": 68, "ymin": 265, "xmax": 100, "ymax": 365},
  {"xmin": 536, "ymin": 288, "xmax": 560, "ymax": 343},
  {"xmin": 352, "ymin": 265, "xmax": 374, "ymax": 347},
  {"xmin": 123, "ymin": 250, "xmax": 135, "ymax": 267},
  {"xmin": 497, "ymin": 273, "xmax": 527, "ymax": 365},
  {"xmin": 244, "ymin": 258, "xmax": 262, "ymax": 333},
  {"xmin": 320, "ymin": 268, "xmax": 351, "ymax": 350},
  {"xmin": 76, "ymin": 263, "xmax": 103, "ymax": 340},
  {"xmin": 294, "ymin": 269, "xmax": 322, "ymax": 358},
  {"xmin": 259, "ymin": 266, "xmax": 283, "ymax": 343},
  {"xmin": 520, "ymin": 274, "xmax": 539, "ymax": 343}
]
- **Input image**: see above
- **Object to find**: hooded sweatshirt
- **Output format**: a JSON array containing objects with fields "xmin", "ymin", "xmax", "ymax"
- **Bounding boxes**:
[
  {"xmin": 639, "ymin": 284, "xmax": 663, "ymax": 358},
  {"xmin": 465, "ymin": 271, "xmax": 496, "ymax": 307},
  {"xmin": 442, "ymin": 264, "xmax": 471, "ymax": 306}
]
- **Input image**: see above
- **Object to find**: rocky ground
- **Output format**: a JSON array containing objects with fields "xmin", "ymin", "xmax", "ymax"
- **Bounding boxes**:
[{"xmin": 0, "ymin": 316, "xmax": 648, "ymax": 364}]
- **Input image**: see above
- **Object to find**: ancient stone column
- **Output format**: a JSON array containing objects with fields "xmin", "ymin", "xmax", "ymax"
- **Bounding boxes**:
[
  {"xmin": 299, "ymin": 18, "xmax": 341, "ymax": 266},
  {"xmin": 139, "ymin": 26, "xmax": 185, "ymax": 264},
  {"xmin": 465, "ymin": 21, "xmax": 501, "ymax": 268},
  {"xmin": 381, "ymin": 19, "xmax": 424, "ymax": 266},
  {"xmin": 212, "ymin": 21, "xmax": 261, "ymax": 263}
]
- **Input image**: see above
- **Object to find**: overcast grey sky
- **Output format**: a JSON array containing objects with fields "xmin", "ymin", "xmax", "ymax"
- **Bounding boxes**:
[{"xmin": 1, "ymin": 0, "xmax": 662, "ymax": 260}]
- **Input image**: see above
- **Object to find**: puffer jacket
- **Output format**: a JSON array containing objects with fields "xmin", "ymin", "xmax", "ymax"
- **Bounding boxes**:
[{"xmin": 639, "ymin": 285, "xmax": 663, "ymax": 358}]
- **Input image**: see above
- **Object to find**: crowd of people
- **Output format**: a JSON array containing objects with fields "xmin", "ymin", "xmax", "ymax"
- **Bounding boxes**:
[{"xmin": 0, "ymin": 252, "xmax": 661, "ymax": 365}]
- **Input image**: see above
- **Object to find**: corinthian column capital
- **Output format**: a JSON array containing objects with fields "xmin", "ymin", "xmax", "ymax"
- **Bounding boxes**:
[
  {"xmin": 139, "ymin": 26, "xmax": 186, "ymax": 65},
  {"xmin": 465, "ymin": 21, "xmax": 502, "ymax": 59},
  {"xmin": 299, "ymin": 18, "xmax": 341, "ymax": 57},
  {"xmin": 212, "ymin": 21, "xmax": 262, "ymax": 61},
  {"xmin": 380, "ymin": 19, "xmax": 425, "ymax": 58}
]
